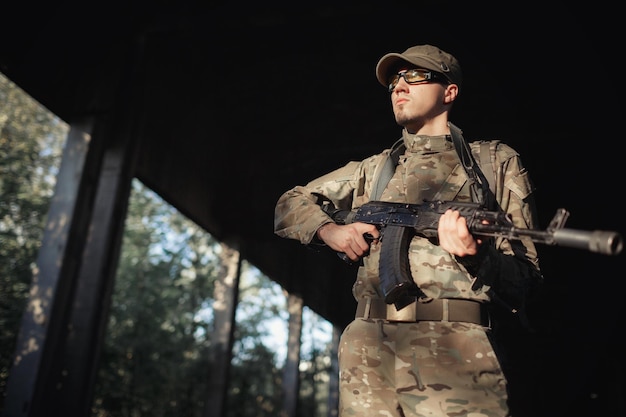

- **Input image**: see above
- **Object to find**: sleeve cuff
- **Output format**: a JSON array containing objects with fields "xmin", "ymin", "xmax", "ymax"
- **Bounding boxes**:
[{"xmin": 456, "ymin": 239, "xmax": 494, "ymax": 277}]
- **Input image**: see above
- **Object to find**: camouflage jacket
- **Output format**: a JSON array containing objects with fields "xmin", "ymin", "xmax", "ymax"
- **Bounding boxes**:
[{"xmin": 274, "ymin": 130, "xmax": 543, "ymax": 314}]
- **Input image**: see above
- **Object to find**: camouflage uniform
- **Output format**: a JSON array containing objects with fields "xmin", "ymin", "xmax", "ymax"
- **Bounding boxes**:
[{"xmin": 274, "ymin": 130, "xmax": 542, "ymax": 417}]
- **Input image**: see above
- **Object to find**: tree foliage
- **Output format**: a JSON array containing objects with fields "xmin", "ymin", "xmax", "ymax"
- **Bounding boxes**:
[
  {"xmin": 92, "ymin": 181, "xmax": 220, "ymax": 417},
  {"xmin": 92, "ymin": 181, "xmax": 335, "ymax": 417},
  {"xmin": 297, "ymin": 310, "xmax": 334, "ymax": 417},
  {"xmin": 0, "ymin": 73, "xmax": 68, "ymax": 407}
]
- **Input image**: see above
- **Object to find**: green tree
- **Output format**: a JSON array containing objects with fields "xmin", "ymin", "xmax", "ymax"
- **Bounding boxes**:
[
  {"xmin": 227, "ymin": 265, "xmax": 287, "ymax": 417},
  {"xmin": 93, "ymin": 180, "xmax": 219, "ymax": 417},
  {"xmin": 93, "ymin": 181, "xmax": 334, "ymax": 416},
  {"xmin": 92, "ymin": 182, "xmax": 304, "ymax": 417},
  {"xmin": 0, "ymin": 73, "xmax": 68, "ymax": 408},
  {"xmin": 297, "ymin": 309, "xmax": 334, "ymax": 417}
]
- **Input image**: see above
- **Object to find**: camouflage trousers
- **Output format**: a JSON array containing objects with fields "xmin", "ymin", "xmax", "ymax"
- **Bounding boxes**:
[{"xmin": 338, "ymin": 318, "xmax": 510, "ymax": 417}]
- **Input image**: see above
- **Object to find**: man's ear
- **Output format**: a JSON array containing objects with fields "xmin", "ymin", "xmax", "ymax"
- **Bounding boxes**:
[{"xmin": 444, "ymin": 84, "xmax": 459, "ymax": 104}]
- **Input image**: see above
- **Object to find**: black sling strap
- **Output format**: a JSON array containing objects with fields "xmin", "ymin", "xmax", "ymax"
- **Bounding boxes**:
[
  {"xmin": 447, "ymin": 122, "xmax": 496, "ymax": 209},
  {"xmin": 480, "ymin": 141, "xmax": 496, "ymax": 195},
  {"xmin": 371, "ymin": 137, "xmax": 405, "ymax": 201}
]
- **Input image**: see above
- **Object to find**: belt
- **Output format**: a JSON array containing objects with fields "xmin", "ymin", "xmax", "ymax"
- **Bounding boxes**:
[{"xmin": 355, "ymin": 296, "xmax": 489, "ymax": 325}]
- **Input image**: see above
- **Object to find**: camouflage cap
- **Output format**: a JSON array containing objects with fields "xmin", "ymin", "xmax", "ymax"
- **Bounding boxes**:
[{"xmin": 375, "ymin": 44, "xmax": 462, "ymax": 89}]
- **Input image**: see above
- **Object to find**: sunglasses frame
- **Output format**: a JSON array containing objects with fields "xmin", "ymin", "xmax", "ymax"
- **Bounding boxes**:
[{"xmin": 387, "ymin": 69, "xmax": 448, "ymax": 92}]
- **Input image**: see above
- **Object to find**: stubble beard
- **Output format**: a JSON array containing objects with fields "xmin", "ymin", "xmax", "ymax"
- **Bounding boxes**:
[{"xmin": 394, "ymin": 108, "xmax": 416, "ymax": 128}]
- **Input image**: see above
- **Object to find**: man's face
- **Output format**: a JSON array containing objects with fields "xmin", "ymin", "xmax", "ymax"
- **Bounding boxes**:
[{"xmin": 388, "ymin": 67, "xmax": 454, "ymax": 131}]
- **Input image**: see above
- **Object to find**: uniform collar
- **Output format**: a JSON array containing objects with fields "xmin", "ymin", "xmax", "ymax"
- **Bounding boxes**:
[{"xmin": 402, "ymin": 129, "xmax": 454, "ymax": 153}]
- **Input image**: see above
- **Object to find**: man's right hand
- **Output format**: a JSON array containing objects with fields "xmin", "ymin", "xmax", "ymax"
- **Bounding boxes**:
[{"xmin": 317, "ymin": 222, "xmax": 380, "ymax": 262}]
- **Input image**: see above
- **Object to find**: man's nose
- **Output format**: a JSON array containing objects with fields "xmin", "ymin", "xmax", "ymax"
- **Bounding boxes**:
[{"xmin": 392, "ymin": 76, "xmax": 409, "ymax": 93}]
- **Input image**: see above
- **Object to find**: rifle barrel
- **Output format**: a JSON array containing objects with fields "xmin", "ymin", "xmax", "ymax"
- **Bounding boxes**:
[{"xmin": 553, "ymin": 228, "xmax": 623, "ymax": 256}]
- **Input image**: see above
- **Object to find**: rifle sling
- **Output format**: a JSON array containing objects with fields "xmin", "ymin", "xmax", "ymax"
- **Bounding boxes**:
[
  {"xmin": 480, "ymin": 140, "xmax": 496, "ymax": 195},
  {"xmin": 371, "ymin": 137, "xmax": 405, "ymax": 201},
  {"xmin": 447, "ymin": 122, "xmax": 493, "ymax": 208}
]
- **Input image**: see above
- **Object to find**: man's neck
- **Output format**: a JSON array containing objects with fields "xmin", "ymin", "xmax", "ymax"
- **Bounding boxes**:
[{"xmin": 403, "ymin": 114, "xmax": 450, "ymax": 136}]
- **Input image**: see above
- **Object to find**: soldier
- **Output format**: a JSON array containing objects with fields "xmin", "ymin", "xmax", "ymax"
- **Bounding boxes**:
[{"xmin": 274, "ymin": 44, "xmax": 543, "ymax": 417}]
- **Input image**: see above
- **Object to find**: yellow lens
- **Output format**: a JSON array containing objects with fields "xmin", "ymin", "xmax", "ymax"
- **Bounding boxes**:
[{"xmin": 404, "ymin": 69, "xmax": 430, "ymax": 83}]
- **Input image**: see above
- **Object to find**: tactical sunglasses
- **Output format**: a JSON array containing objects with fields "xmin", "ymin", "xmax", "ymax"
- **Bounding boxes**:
[{"xmin": 387, "ymin": 69, "xmax": 448, "ymax": 92}]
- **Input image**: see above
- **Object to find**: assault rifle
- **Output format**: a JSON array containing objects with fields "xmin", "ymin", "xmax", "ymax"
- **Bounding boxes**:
[{"xmin": 319, "ymin": 199, "xmax": 623, "ymax": 306}]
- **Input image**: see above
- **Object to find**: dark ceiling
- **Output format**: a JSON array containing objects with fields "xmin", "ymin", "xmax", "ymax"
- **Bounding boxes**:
[{"xmin": 2, "ymin": 1, "xmax": 625, "ymax": 413}]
